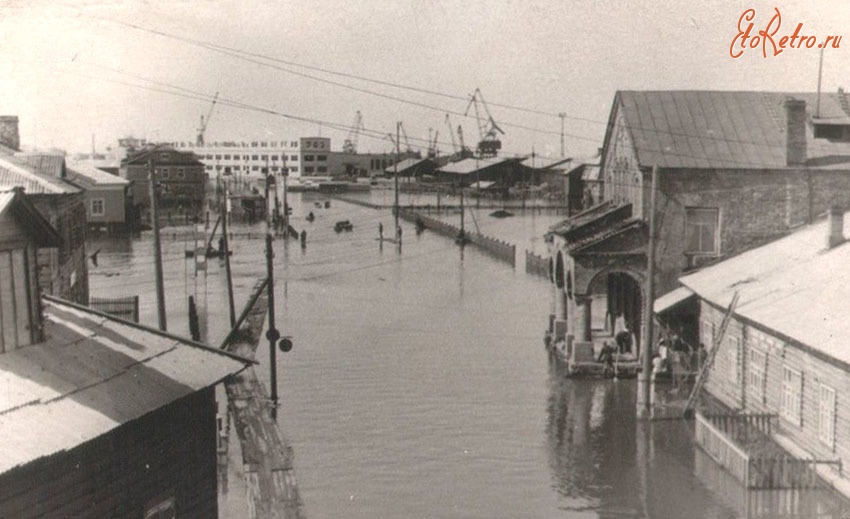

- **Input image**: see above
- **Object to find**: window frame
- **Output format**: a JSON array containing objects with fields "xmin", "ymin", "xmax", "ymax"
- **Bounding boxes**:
[
  {"xmin": 727, "ymin": 335, "xmax": 742, "ymax": 385},
  {"xmin": 781, "ymin": 366, "xmax": 803, "ymax": 426},
  {"xmin": 748, "ymin": 346, "xmax": 767, "ymax": 404},
  {"xmin": 818, "ymin": 383, "xmax": 836, "ymax": 448},
  {"xmin": 90, "ymin": 198, "xmax": 105, "ymax": 217},
  {"xmin": 685, "ymin": 206, "xmax": 721, "ymax": 255}
]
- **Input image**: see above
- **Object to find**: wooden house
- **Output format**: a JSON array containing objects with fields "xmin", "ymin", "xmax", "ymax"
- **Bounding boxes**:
[
  {"xmin": 677, "ymin": 208, "xmax": 850, "ymax": 497},
  {"xmin": 545, "ymin": 90, "xmax": 850, "ymax": 371},
  {"xmin": 0, "ymin": 186, "xmax": 251, "ymax": 517},
  {"xmin": 0, "ymin": 153, "xmax": 89, "ymax": 305},
  {"xmin": 67, "ymin": 161, "xmax": 133, "ymax": 234}
]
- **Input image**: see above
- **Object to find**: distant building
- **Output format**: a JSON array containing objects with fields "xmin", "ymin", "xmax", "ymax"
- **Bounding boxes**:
[
  {"xmin": 435, "ymin": 156, "xmax": 528, "ymax": 189},
  {"xmin": 121, "ymin": 145, "xmax": 206, "ymax": 223},
  {"xmin": 67, "ymin": 161, "xmax": 132, "ymax": 234},
  {"xmin": 546, "ymin": 90, "xmax": 850, "ymax": 366}
]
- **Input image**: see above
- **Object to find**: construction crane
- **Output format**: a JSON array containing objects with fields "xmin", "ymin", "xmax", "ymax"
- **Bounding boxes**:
[
  {"xmin": 464, "ymin": 87, "xmax": 504, "ymax": 158},
  {"xmin": 343, "ymin": 111, "xmax": 365, "ymax": 154},
  {"xmin": 457, "ymin": 125, "xmax": 466, "ymax": 156},
  {"xmin": 399, "ymin": 122, "xmax": 413, "ymax": 154},
  {"xmin": 196, "ymin": 91, "xmax": 219, "ymax": 147},
  {"xmin": 445, "ymin": 114, "xmax": 458, "ymax": 153},
  {"xmin": 427, "ymin": 128, "xmax": 440, "ymax": 158}
]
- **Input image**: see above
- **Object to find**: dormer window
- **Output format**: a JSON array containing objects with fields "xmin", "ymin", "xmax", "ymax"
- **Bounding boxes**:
[{"xmin": 813, "ymin": 123, "xmax": 850, "ymax": 141}]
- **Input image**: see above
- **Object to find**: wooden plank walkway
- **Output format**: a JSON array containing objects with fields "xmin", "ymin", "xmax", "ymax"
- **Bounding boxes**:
[{"xmin": 223, "ymin": 279, "xmax": 302, "ymax": 519}]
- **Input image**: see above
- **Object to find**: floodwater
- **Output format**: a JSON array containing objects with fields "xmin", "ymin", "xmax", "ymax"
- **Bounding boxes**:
[{"xmin": 89, "ymin": 192, "xmax": 849, "ymax": 518}]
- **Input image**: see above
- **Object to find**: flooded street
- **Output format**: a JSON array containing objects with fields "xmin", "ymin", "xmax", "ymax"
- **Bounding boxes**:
[{"xmin": 89, "ymin": 195, "xmax": 849, "ymax": 518}]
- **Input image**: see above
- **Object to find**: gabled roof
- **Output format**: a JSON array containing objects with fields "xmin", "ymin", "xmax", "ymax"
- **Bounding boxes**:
[
  {"xmin": 0, "ymin": 187, "xmax": 61, "ymax": 247},
  {"xmin": 610, "ymin": 90, "xmax": 850, "ymax": 170},
  {"xmin": 383, "ymin": 157, "xmax": 433, "ymax": 175},
  {"xmin": 520, "ymin": 156, "xmax": 572, "ymax": 170},
  {"xmin": 0, "ymin": 155, "xmax": 79, "ymax": 195},
  {"xmin": 15, "ymin": 152, "xmax": 65, "ymax": 178},
  {"xmin": 437, "ymin": 156, "xmax": 518, "ymax": 175},
  {"xmin": 679, "ymin": 212, "xmax": 850, "ymax": 366},
  {"xmin": 66, "ymin": 161, "xmax": 129, "ymax": 187},
  {"xmin": 0, "ymin": 297, "xmax": 251, "ymax": 474}
]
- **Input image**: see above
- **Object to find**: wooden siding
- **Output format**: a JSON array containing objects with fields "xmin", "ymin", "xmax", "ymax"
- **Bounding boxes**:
[
  {"xmin": 700, "ymin": 298, "xmax": 848, "ymax": 475},
  {"xmin": 85, "ymin": 187, "xmax": 126, "ymax": 224},
  {"xmin": 0, "ymin": 387, "xmax": 219, "ymax": 519}
]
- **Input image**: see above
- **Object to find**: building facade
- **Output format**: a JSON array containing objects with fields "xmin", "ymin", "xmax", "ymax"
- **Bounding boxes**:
[
  {"xmin": 678, "ymin": 209, "xmax": 850, "ymax": 497},
  {"xmin": 546, "ymin": 90, "xmax": 850, "ymax": 368},
  {"xmin": 67, "ymin": 161, "xmax": 132, "ymax": 234},
  {"xmin": 121, "ymin": 146, "xmax": 206, "ymax": 223}
]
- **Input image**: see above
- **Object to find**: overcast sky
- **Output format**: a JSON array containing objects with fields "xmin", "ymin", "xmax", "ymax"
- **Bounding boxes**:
[{"xmin": 1, "ymin": 0, "xmax": 848, "ymax": 158}]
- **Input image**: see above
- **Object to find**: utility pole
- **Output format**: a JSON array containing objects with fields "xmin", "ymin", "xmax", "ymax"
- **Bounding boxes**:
[
  {"xmin": 265, "ymin": 233, "xmax": 279, "ymax": 406},
  {"xmin": 220, "ymin": 183, "xmax": 236, "ymax": 327},
  {"xmin": 394, "ymin": 121, "xmax": 400, "ymax": 233},
  {"xmin": 637, "ymin": 165, "xmax": 658, "ymax": 419},
  {"xmin": 149, "ymin": 159, "xmax": 167, "ymax": 331},
  {"xmin": 559, "ymin": 112, "xmax": 566, "ymax": 158}
]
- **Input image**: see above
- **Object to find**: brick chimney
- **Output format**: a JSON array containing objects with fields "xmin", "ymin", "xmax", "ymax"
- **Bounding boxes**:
[
  {"xmin": 784, "ymin": 99, "xmax": 807, "ymax": 166},
  {"xmin": 828, "ymin": 205, "xmax": 844, "ymax": 248},
  {"xmin": 0, "ymin": 116, "xmax": 20, "ymax": 151}
]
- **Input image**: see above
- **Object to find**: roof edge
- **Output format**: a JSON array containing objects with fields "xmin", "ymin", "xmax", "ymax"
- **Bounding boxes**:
[{"xmin": 43, "ymin": 295, "xmax": 257, "ymax": 366}]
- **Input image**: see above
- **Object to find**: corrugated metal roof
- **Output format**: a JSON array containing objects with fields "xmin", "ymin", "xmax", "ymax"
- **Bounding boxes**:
[
  {"xmin": 679, "ymin": 212, "xmax": 850, "ymax": 365},
  {"xmin": 66, "ymin": 161, "xmax": 129, "ymax": 187},
  {"xmin": 384, "ymin": 157, "xmax": 430, "ymax": 175},
  {"xmin": 0, "ymin": 155, "xmax": 79, "ymax": 194},
  {"xmin": 437, "ymin": 156, "xmax": 515, "ymax": 175},
  {"xmin": 0, "ymin": 298, "xmax": 249, "ymax": 474},
  {"xmin": 616, "ymin": 91, "xmax": 850, "ymax": 170},
  {"xmin": 15, "ymin": 152, "xmax": 65, "ymax": 178}
]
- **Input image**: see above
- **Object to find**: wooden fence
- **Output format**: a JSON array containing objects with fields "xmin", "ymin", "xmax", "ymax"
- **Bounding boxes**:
[
  {"xmin": 89, "ymin": 296, "xmax": 139, "ymax": 323},
  {"xmin": 399, "ymin": 210, "xmax": 516, "ymax": 267},
  {"xmin": 695, "ymin": 412, "xmax": 830, "ymax": 489}
]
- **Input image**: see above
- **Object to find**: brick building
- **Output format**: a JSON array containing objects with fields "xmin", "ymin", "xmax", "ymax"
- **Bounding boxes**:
[
  {"xmin": 679, "ymin": 208, "xmax": 850, "ymax": 497},
  {"xmin": 0, "ymin": 187, "xmax": 250, "ymax": 516},
  {"xmin": 545, "ymin": 90, "xmax": 850, "ymax": 367},
  {"xmin": 121, "ymin": 145, "xmax": 206, "ymax": 223}
]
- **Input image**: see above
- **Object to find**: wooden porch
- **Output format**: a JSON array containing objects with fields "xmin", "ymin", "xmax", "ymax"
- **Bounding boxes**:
[{"xmin": 695, "ymin": 411, "xmax": 839, "ymax": 489}]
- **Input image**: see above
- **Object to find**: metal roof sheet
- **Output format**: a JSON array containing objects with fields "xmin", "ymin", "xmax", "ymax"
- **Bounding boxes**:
[
  {"xmin": 437, "ymin": 156, "xmax": 515, "ymax": 175},
  {"xmin": 616, "ymin": 91, "xmax": 850, "ymax": 170},
  {"xmin": 0, "ymin": 298, "xmax": 249, "ymax": 474},
  {"xmin": 679, "ymin": 213, "xmax": 850, "ymax": 365},
  {"xmin": 66, "ymin": 161, "xmax": 128, "ymax": 187},
  {"xmin": 385, "ymin": 157, "xmax": 427, "ymax": 174},
  {"xmin": 0, "ymin": 155, "xmax": 79, "ymax": 194},
  {"xmin": 653, "ymin": 286, "xmax": 694, "ymax": 313}
]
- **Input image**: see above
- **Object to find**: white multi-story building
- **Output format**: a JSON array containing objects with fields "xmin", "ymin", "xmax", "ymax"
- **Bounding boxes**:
[{"xmin": 166, "ymin": 137, "xmax": 332, "ymax": 179}]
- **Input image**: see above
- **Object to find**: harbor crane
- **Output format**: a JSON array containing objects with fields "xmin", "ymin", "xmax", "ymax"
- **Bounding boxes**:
[
  {"xmin": 399, "ymin": 122, "xmax": 413, "ymax": 154},
  {"xmin": 343, "ymin": 111, "xmax": 365, "ymax": 154},
  {"xmin": 427, "ymin": 128, "xmax": 439, "ymax": 158},
  {"xmin": 196, "ymin": 91, "xmax": 219, "ymax": 147},
  {"xmin": 445, "ymin": 114, "xmax": 458, "ymax": 153},
  {"xmin": 464, "ymin": 87, "xmax": 504, "ymax": 158}
]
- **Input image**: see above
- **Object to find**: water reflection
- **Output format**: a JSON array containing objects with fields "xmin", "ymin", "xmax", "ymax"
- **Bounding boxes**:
[{"xmin": 546, "ymin": 362, "xmax": 850, "ymax": 518}]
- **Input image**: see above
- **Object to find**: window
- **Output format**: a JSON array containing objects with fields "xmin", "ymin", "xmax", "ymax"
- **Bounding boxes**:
[
  {"xmin": 291, "ymin": 141, "xmax": 298, "ymax": 148},
  {"xmin": 205, "ymin": 154, "xmax": 213, "ymax": 159},
  {"xmin": 819, "ymin": 384, "xmax": 836, "ymax": 448},
  {"xmin": 304, "ymin": 166, "xmax": 315, "ymax": 173},
  {"xmin": 91, "ymin": 198, "xmax": 105, "ymax": 216},
  {"xmin": 224, "ymin": 154, "xmax": 231, "ymax": 160},
  {"xmin": 685, "ymin": 207, "xmax": 720, "ymax": 254},
  {"xmin": 252, "ymin": 165, "xmax": 259, "ymax": 171},
  {"xmin": 317, "ymin": 166, "xmax": 327, "ymax": 173},
  {"xmin": 304, "ymin": 155, "xmax": 315, "ymax": 162},
  {"xmin": 781, "ymin": 367, "xmax": 803, "ymax": 426},
  {"xmin": 261, "ymin": 155, "xmax": 268, "ymax": 160},
  {"xmin": 727, "ymin": 336, "xmax": 741, "ymax": 384},
  {"xmin": 252, "ymin": 155, "xmax": 259, "ymax": 160},
  {"xmin": 176, "ymin": 168, "xmax": 185, "ymax": 179},
  {"xmin": 271, "ymin": 155, "xmax": 279, "ymax": 161},
  {"xmin": 215, "ymin": 154, "xmax": 222, "ymax": 160},
  {"xmin": 748, "ymin": 347, "xmax": 767, "ymax": 404},
  {"xmin": 290, "ymin": 166, "xmax": 298, "ymax": 173},
  {"xmin": 317, "ymin": 155, "xmax": 327, "ymax": 161}
]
